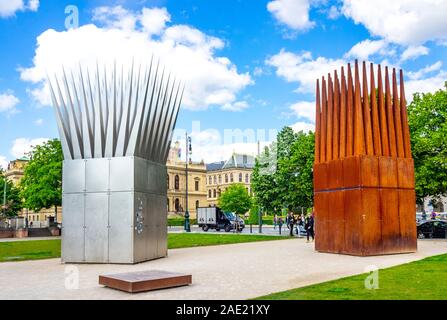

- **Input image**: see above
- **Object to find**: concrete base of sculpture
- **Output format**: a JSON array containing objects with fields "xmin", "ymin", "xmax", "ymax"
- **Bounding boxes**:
[
  {"xmin": 314, "ymin": 155, "xmax": 417, "ymax": 256},
  {"xmin": 61, "ymin": 156, "xmax": 168, "ymax": 264}
]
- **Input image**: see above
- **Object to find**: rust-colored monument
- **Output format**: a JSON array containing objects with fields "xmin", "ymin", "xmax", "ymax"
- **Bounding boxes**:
[{"xmin": 314, "ymin": 60, "xmax": 417, "ymax": 256}]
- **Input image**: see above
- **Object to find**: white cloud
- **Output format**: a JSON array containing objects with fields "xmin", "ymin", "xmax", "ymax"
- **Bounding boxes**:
[
  {"xmin": 0, "ymin": 0, "xmax": 39, "ymax": 18},
  {"xmin": 0, "ymin": 156, "xmax": 8, "ymax": 170},
  {"xmin": 34, "ymin": 118, "xmax": 44, "ymax": 126},
  {"xmin": 267, "ymin": 0, "xmax": 315, "ymax": 32},
  {"xmin": 327, "ymin": 5, "xmax": 342, "ymax": 20},
  {"xmin": 10, "ymin": 138, "xmax": 49, "ymax": 159},
  {"xmin": 405, "ymin": 70, "xmax": 447, "ymax": 102},
  {"xmin": 290, "ymin": 121, "xmax": 315, "ymax": 133},
  {"xmin": 342, "ymin": 0, "xmax": 447, "ymax": 45},
  {"xmin": 266, "ymin": 49, "xmax": 345, "ymax": 93},
  {"xmin": 289, "ymin": 101, "xmax": 315, "ymax": 123},
  {"xmin": 345, "ymin": 39, "xmax": 389, "ymax": 60},
  {"xmin": 0, "ymin": 91, "xmax": 19, "ymax": 113},
  {"xmin": 140, "ymin": 7, "xmax": 171, "ymax": 35},
  {"xmin": 20, "ymin": 6, "xmax": 252, "ymax": 111},
  {"xmin": 221, "ymin": 101, "xmax": 249, "ymax": 112},
  {"xmin": 400, "ymin": 46, "xmax": 430, "ymax": 62},
  {"xmin": 407, "ymin": 61, "xmax": 443, "ymax": 80}
]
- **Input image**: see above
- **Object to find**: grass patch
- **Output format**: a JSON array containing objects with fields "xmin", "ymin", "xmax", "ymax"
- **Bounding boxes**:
[
  {"xmin": 255, "ymin": 253, "xmax": 447, "ymax": 300},
  {"xmin": 0, "ymin": 240, "xmax": 61, "ymax": 263},
  {"xmin": 0, "ymin": 233, "xmax": 286, "ymax": 262}
]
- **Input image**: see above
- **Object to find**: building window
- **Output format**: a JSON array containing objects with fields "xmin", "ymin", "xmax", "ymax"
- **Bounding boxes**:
[
  {"xmin": 208, "ymin": 190, "xmax": 212, "ymax": 198},
  {"xmin": 239, "ymin": 173, "xmax": 242, "ymax": 182},
  {"xmin": 167, "ymin": 199, "xmax": 170, "ymax": 211},
  {"xmin": 225, "ymin": 174, "xmax": 228, "ymax": 183},
  {"xmin": 175, "ymin": 198, "xmax": 180, "ymax": 212},
  {"xmin": 245, "ymin": 173, "xmax": 249, "ymax": 183},
  {"xmin": 214, "ymin": 175, "xmax": 217, "ymax": 184},
  {"xmin": 213, "ymin": 189, "xmax": 217, "ymax": 198},
  {"xmin": 218, "ymin": 175, "xmax": 222, "ymax": 184},
  {"xmin": 175, "ymin": 175, "xmax": 180, "ymax": 190},
  {"xmin": 209, "ymin": 176, "xmax": 212, "ymax": 185},
  {"xmin": 230, "ymin": 173, "xmax": 234, "ymax": 183},
  {"xmin": 196, "ymin": 200, "xmax": 199, "ymax": 209},
  {"xmin": 195, "ymin": 180, "xmax": 199, "ymax": 191},
  {"xmin": 167, "ymin": 175, "xmax": 170, "ymax": 189}
]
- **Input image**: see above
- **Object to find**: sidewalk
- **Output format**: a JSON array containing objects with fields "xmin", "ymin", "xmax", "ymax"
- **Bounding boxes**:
[
  {"xmin": 0, "ymin": 236, "xmax": 61, "ymax": 242},
  {"xmin": 0, "ymin": 239, "xmax": 446, "ymax": 300}
]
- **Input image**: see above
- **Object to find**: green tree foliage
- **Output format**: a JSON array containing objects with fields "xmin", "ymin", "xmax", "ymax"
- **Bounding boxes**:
[
  {"xmin": 407, "ymin": 84, "xmax": 447, "ymax": 205},
  {"xmin": 0, "ymin": 170, "xmax": 22, "ymax": 218},
  {"xmin": 252, "ymin": 126, "xmax": 315, "ymax": 214},
  {"xmin": 218, "ymin": 183, "xmax": 252, "ymax": 215},
  {"xmin": 20, "ymin": 139, "xmax": 63, "ymax": 212}
]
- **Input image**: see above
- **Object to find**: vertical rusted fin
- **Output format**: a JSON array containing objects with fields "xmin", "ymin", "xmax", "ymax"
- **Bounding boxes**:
[
  {"xmin": 378, "ymin": 65, "xmax": 389, "ymax": 156},
  {"xmin": 315, "ymin": 79, "xmax": 321, "ymax": 164},
  {"xmin": 400, "ymin": 69, "xmax": 412, "ymax": 158},
  {"xmin": 370, "ymin": 63, "xmax": 382, "ymax": 156},
  {"xmin": 339, "ymin": 67, "xmax": 347, "ymax": 159},
  {"xmin": 393, "ymin": 68, "xmax": 405, "ymax": 158},
  {"xmin": 333, "ymin": 70, "xmax": 340, "ymax": 160},
  {"xmin": 354, "ymin": 60, "xmax": 365, "ymax": 156},
  {"xmin": 346, "ymin": 63, "xmax": 354, "ymax": 157},
  {"xmin": 327, "ymin": 73, "xmax": 334, "ymax": 161},
  {"xmin": 321, "ymin": 77, "xmax": 327, "ymax": 163},
  {"xmin": 362, "ymin": 61, "xmax": 374, "ymax": 155},
  {"xmin": 385, "ymin": 67, "xmax": 397, "ymax": 157}
]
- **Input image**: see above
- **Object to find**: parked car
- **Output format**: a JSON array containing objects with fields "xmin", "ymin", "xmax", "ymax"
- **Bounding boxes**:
[{"xmin": 417, "ymin": 221, "xmax": 447, "ymax": 239}]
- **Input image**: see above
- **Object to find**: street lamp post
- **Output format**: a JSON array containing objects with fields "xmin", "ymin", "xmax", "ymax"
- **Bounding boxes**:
[
  {"xmin": 2, "ymin": 177, "xmax": 6, "ymax": 217},
  {"xmin": 184, "ymin": 133, "xmax": 191, "ymax": 232}
]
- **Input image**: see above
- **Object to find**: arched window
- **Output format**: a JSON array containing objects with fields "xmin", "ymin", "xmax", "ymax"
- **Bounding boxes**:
[
  {"xmin": 230, "ymin": 173, "xmax": 234, "ymax": 183},
  {"xmin": 218, "ymin": 175, "xmax": 222, "ymax": 184},
  {"xmin": 213, "ymin": 175, "xmax": 217, "ymax": 184},
  {"xmin": 225, "ymin": 174, "xmax": 228, "ymax": 183},
  {"xmin": 208, "ymin": 190, "xmax": 212, "ymax": 198},
  {"xmin": 195, "ymin": 180, "xmax": 199, "ymax": 191},
  {"xmin": 245, "ymin": 173, "xmax": 249, "ymax": 183},
  {"xmin": 175, "ymin": 175, "xmax": 180, "ymax": 190},
  {"xmin": 175, "ymin": 198, "xmax": 180, "ymax": 212},
  {"xmin": 239, "ymin": 173, "xmax": 243, "ymax": 182},
  {"xmin": 209, "ymin": 176, "xmax": 212, "ymax": 185},
  {"xmin": 213, "ymin": 189, "xmax": 217, "ymax": 198},
  {"xmin": 196, "ymin": 200, "xmax": 199, "ymax": 209}
]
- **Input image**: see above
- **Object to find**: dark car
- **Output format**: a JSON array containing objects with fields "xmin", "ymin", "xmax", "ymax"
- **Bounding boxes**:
[{"xmin": 417, "ymin": 221, "xmax": 447, "ymax": 239}]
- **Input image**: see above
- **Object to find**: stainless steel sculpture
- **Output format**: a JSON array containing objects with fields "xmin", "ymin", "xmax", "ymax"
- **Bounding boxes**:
[{"xmin": 48, "ymin": 59, "xmax": 183, "ymax": 263}]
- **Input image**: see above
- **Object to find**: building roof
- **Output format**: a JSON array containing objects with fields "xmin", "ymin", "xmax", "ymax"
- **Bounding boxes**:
[{"xmin": 207, "ymin": 154, "xmax": 255, "ymax": 171}]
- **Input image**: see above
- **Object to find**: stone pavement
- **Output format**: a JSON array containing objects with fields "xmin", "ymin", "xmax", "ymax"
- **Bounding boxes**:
[
  {"xmin": 0, "ymin": 236, "xmax": 61, "ymax": 242},
  {"xmin": 0, "ymin": 239, "xmax": 446, "ymax": 300}
]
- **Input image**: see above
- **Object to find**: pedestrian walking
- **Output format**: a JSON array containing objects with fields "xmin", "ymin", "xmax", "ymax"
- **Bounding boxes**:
[
  {"xmin": 273, "ymin": 214, "xmax": 278, "ymax": 229},
  {"xmin": 305, "ymin": 215, "xmax": 314, "ymax": 242},
  {"xmin": 278, "ymin": 217, "xmax": 283, "ymax": 235},
  {"xmin": 288, "ymin": 212, "xmax": 294, "ymax": 237}
]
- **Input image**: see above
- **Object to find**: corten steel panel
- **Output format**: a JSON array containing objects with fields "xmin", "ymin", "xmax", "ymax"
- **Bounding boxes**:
[
  {"xmin": 328, "ymin": 191, "xmax": 345, "ymax": 253},
  {"xmin": 360, "ymin": 188, "xmax": 382, "ymax": 256},
  {"xmin": 398, "ymin": 190, "xmax": 418, "ymax": 252},
  {"xmin": 360, "ymin": 156, "xmax": 379, "ymax": 188},
  {"xmin": 380, "ymin": 189, "xmax": 401, "ymax": 254},
  {"xmin": 327, "ymin": 160, "xmax": 343, "ymax": 190},
  {"xmin": 314, "ymin": 192, "xmax": 328, "ymax": 252},
  {"xmin": 61, "ymin": 193, "xmax": 85, "ymax": 262},
  {"xmin": 379, "ymin": 157, "xmax": 398, "ymax": 188},
  {"xmin": 343, "ymin": 189, "xmax": 362, "ymax": 256},
  {"xmin": 313, "ymin": 163, "xmax": 328, "ymax": 192},
  {"xmin": 342, "ymin": 156, "xmax": 360, "ymax": 189},
  {"xmin": 397, "ymin": 158, "xmax": 415, "ymax": 189}
]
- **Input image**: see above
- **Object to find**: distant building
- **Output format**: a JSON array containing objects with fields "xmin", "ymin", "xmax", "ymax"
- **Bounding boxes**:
[
  {"xmin": 206, "ymin": 153, "xmax": 255, "ymax": 207},
  {"xmin": 167, "ymin": 142, "xmax": 207, "ymax": 219}
]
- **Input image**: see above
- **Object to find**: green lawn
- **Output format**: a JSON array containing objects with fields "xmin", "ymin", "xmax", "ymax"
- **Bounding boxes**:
[
  {"xmin": 0, "ymin": 233, "xmax": 285, "ymax": 263},
  {"xmin": 256, "ymin": 253, "xmax": 447, "ymax": 300}
]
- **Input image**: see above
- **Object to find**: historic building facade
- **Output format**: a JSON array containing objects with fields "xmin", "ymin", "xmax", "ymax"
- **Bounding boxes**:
[
  {"xmin": 166, "ymin": 142, "xmax": 207, "ymax": 219},
  {"xmin": 206, "ymin": 153, "xmax": 255, "ymax": 207}
]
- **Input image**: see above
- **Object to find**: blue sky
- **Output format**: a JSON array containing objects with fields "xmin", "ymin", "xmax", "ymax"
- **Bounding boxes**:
[{"xmin": 0, "ymin": 0, "xmax": 446, "ymax": 166}]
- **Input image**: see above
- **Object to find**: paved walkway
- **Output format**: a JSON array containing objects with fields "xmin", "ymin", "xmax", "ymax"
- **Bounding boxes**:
[
  {"xmin": 0, "ymin": 239, "xmax": 446, "ymax": 300},
  {"xmin": 0, "ymin": 236, "xmax": 61, "ymax": 242}
]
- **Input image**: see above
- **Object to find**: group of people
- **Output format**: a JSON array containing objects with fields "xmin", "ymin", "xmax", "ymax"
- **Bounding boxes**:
[{"xmin": 273, "ymin": 212, "xmax": 315, "ymax": 242}]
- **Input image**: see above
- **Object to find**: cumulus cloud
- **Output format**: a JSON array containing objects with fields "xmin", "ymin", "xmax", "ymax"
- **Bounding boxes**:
[
  {"xmin": 267, "ymin": 0, "xmax": 315, "ymax": 32},
  {"xmin": 10, "ymin": 138, "xmax": 49, "ymax": 159},
  {"xmin": 289, "ymin": 101, "xmax": 315, "ymax": 123},
  {"xmin": 405, "ymin": 63, "xmax": 447, "ymax": 101},
  {"xmin": 34, "ymin": 118, "xmax": 44, "ymax": 126},
  {"xmin": 221, "ymin": 101, "xmax": 249, "ymax": 112},
  {"xmin": 400, "ymin": 46, "xmax": 430, "ymax": 62},
  {"xmin": 345, "ymin": 39, "xmax": 389, "ymax": 60},
  {"xmin": 0, "ymin": 156, "xmax": 8, "ymax": 170},
  {"xmin": 0, "ymin": 0, "xmax": 39, "ymax": 18},
  {"xmin": 342, "ymin": 0, "xmax": 447, "ymax": 45},
  {"xmin": 20, "ymin": 6, "xmax": 252, "ymax": 111},
  {"xmin": 290, "ymin": 121, "xmax": 315, "ymax": 133},
  {"xmin": 266, "ymin": 49, "xmax": 345, "ymax": 93},
  {"xmin": 0, "ymin": 91, "xmax": 19, "ymax": 113}
]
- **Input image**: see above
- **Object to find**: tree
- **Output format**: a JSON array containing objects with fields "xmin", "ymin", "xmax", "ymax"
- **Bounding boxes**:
[
  {"xmin": 218, "ymin": 184, "xmax": 252, "ymax": 216},
  {"xmin": 20, "ymin": 139, "xmax": 63, "ymax": 218},
  {"xmin": 407, "ymin": 84, "xmax": 447, "ymax": 207},
  {"xmin": 0, "ymin": 170, "xmax": 22, "ymax": 218}
]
